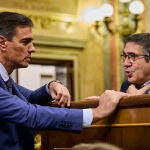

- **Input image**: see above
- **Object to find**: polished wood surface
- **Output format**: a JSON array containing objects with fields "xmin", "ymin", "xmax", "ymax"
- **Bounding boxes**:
[{"xmin": 35, "ymin": 95, "xmax": 150, "ymax": 150}]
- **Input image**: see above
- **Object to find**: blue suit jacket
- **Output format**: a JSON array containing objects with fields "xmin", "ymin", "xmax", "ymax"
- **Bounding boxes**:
[
  {"xmin": 120, "ymin": 80, "xmax": 131, "ymax": 92},
  {"xmin": 0, "ymin": 76, "xmax": 83, "ymax": 150}
]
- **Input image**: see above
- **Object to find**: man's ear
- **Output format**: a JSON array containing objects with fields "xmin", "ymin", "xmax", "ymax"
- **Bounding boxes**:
[{"xmin": 0, "ymin": 35, "xmax": 7, "ymax": 50}]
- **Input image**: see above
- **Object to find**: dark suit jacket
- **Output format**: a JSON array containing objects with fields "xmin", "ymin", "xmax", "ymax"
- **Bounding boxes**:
[
  {"xmin": 0, "ymin": 76, "xmax": 83, "ymax": 150},
  {"xmin": 120, "ymin": 80, "xmax": 131, "ymax": 92}
]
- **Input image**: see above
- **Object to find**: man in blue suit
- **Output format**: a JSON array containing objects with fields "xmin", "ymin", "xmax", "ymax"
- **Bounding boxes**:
[
  {"xmin": 0, "ymin": 12, "xmax": 127, "ymax": 150},
  {"xmin": 120, "ymin": 33, "xmax": 150, "ymax": 95}
]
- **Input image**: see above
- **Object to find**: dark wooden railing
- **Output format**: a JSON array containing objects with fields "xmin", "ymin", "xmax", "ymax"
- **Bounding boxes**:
[{"xmin": 34, "ymin": 95, "xmax": 150, "ymax": 150}]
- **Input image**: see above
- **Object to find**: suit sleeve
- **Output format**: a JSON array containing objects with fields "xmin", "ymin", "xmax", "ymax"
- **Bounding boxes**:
[
  {"xmin": 16, "ymin": 84, "xmax": 53, "ymax": 105},
  {"xmin": 0, "ymin": 87, "xmax": 83, "ymax": 132},
  {"xmin": 120, "ymin": 80, "xmax": 131, "ymax": 92}
]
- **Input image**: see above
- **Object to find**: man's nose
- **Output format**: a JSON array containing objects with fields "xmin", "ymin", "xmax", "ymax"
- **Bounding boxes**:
[
  {"xmin": 123, "ymin": 58, "xmax": 132, "ymax": 66},
  {"xmin": 28, "ymin": 43, "xmax": 35, "ymax": 52}
]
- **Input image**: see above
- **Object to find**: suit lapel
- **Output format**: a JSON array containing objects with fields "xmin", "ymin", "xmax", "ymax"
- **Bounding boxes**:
[
  {"xmin": 10, "ymin": 78, "xmax": 27, "ymax": 102},
  {"xmin": 0, "ymin": 75, "xmax": 27, "ymax": 102},
  {"xmin": 0, "ymin": 75, "xmax": 9, "ymax": 91}
]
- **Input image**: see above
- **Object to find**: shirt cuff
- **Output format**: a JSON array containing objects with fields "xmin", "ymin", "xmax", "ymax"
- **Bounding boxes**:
[
  {"xmin": 83, "ymin": 108, "xmax": 93, "ymax": 127},
  {"xmin": 45, "ymin": 84, "xmax": 50, "ymax": 95}
]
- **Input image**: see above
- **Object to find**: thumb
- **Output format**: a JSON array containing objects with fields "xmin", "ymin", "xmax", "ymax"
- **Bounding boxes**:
[{"xmin": 140, "ymin": 84, "xmax": 150, "ymax": 93}]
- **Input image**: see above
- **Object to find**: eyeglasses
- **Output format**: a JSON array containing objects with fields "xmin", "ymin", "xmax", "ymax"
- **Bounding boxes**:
[{"xmin": 120, "ymin": 53, "xmax": 148, "ymax": 62}]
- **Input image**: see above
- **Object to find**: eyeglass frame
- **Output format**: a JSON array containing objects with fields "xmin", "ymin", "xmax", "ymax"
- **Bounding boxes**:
[{"xmin": 120, "ymin": 52, "xmax": 149, "ymax": 62}]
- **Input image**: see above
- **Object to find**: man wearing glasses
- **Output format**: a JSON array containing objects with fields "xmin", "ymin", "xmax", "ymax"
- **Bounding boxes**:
[{"xmin": 120, "ymin": 33, "xmax": 150, "ymax": 95}]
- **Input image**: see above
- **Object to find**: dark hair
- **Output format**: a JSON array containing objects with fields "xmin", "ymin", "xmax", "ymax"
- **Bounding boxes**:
[
  {"xmin": 0, "ymin": 11, "xmax": 33, "ymax": 41},
  {"xmin": 124, "ymin": 33, "xmax": 150, "ymax": 56}
]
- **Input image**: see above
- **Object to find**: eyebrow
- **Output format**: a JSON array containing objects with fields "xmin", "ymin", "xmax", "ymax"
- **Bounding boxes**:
[
  {"xmin": 20, "ymin": 37, "xmax": 33, "ymax": 43},
  {"xmin": 123, "ymin": 52, "xmax": 134, "ymax": 54},
  {"xmin": 123, "ymin": 52, "xmax": 140, "ymax": 55}
]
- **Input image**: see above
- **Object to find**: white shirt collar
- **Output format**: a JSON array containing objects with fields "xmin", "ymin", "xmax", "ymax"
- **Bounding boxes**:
[
  {"xmin": 141, "ymin": 80, "xmax": 150, "ymax": 94},
  {"xmin": 0, "ymin": 63, "xmax": 9, "ymax": 82}
]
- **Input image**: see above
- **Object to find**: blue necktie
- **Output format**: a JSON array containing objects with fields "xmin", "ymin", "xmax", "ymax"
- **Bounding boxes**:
[{"xmin": 5, "ymin": 78, "xmax": 13, "ymax": 94}]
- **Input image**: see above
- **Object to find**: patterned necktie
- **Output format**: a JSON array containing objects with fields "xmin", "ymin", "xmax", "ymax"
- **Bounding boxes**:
[{"xmin": 5, "ymin": 78, "xmax": 13, "ymax": 94}]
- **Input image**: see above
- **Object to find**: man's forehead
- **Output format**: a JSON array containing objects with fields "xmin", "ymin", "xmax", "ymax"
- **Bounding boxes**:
[
  {"xmin": 124, "ymin": 42, "xmax": 143, "ymax": 51},
  {"xmin": 15, "ymin": 26, "xmax": 33, "ymax": 34},
  {"xmin": 14, "ymin": 26, "xmax": 33, "ymax": 38}
]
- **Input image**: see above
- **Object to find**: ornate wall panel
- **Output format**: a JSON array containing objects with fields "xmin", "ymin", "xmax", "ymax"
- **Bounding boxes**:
[{"xmin": 0, "ymin": 0, "xmax": 148, "ymax": 99}]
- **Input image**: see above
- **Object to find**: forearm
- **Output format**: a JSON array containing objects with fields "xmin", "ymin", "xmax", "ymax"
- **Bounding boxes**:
[
  {"xmin": 29, "ymin": 85, "xmax": 53, "ymax": 104},
  {"xmin": 0, "ymin": 90, "xmax": 83, "ymax": 131}
]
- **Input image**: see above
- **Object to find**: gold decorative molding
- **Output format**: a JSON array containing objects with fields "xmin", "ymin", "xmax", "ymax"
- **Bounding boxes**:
[
  {"xmin": 34, "ymin": 134, "xmax": 41, "ymax": 150},
  {"xmin": 86, "ymin": 123, "xmax": 150, "ymax": 128},
  {"xmin": 0, "ymin": 6, "xmax": 77, "ymax": 30},
  {"xmin": 0, "ymin": 0, "xmax": 78, "ymax": 14},
  {"xmin": 34, "ymin": 35, "xmax": 87, "ymax": 48},
  {"xmin": 0, "ymin": 0, "xmax": 78, "ymax": 30}
]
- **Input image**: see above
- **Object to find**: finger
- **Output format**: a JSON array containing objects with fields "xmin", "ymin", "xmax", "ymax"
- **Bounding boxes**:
[
  {"xmin": 64, "ymin": 88, "xmax": 71, "ymax": 106},
  {"xmin": 57, "ymin": 95, "xmax": 67, "ymax": 107},
  {"xmin": 101, "ymin": 90, "xmax": 128, "ymax": 103},
  {"xmin": 57, "ymin": 86, "xmax": 70, "ymax": 107},
  {"xmin": 140, "ymin": 84, "xmax": 150, "ymax": 93},
  {"xmin": 49, "ymin": 82, "xmax": 62, "ymax": 100},
  {"xmin": 126, "ymin": 84, "xmax": 137, "ymax": 94},
  {"xmin": 129, "ymin": 84, "xmax": 136, "ymax": 88},
  {"xmin": 58, "ymin": 87, "xmax": 68, "ymax": 107},
  {"xmin": 67, "ymin": 99, "xmax": 70, "ymax": 107},
  {"xmin": 127, "ymin": 84, "xmax": 136, "ymax": 91},
  {"xmin": 67, "ymin": 94, "xmax": 71, "ymax": 107}
]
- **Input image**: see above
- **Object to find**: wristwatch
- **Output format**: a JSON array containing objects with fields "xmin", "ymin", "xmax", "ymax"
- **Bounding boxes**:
[{"xmin": 48, "ymin": 80, "xmax": 62, "ymax": 88}]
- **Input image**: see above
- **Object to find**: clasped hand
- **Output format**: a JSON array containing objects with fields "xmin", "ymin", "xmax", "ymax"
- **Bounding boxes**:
[
  {"xmin": 127, "ymin": 84, "xmax": 150, "ymax": 95},
  {"xmin": 85, "ymin": 90, "xmax": 128, "ymax": 122},
  {"xmin": 49, "ymin": 81, "xmax": 71, "ymax": 107}
]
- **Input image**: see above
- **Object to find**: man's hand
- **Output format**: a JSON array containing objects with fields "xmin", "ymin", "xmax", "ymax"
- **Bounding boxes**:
[
  {"xmin": 127, "ymin": 84, "xmax": 150, "ymax": 95},
  {"xmin": 49, "ymin": 81, "xmax": 71, "ymax": 107},
  {"xmin": 91, "ymin": 90, "xmax": 128, "ymax": 123}
]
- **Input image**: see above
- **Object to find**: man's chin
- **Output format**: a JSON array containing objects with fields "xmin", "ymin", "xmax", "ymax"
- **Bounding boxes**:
[
  {"xmin": 127, "ymin": 78, "xmax": 136, "ymax": 84},
  {"xmin": 19, "ymin": 63, "xmax": 29, "ymax": 68}
]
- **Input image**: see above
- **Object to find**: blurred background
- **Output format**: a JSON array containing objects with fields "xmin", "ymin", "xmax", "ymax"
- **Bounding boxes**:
[{"xmin": 1, "ymin": 0, "xmax": 148, "ymax": 100}]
